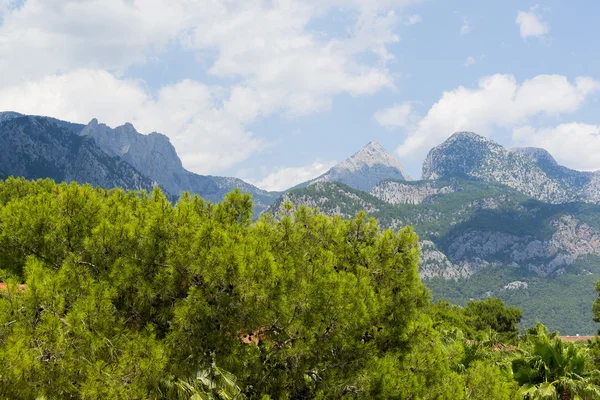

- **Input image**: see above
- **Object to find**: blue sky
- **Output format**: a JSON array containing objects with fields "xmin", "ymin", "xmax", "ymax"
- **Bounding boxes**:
[{"xmin": 0, "ymin": 0, "xmax": 599, "ymax": 190}]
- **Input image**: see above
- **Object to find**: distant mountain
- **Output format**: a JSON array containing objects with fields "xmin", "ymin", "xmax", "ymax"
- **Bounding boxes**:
[
  {"xmin": 0, "ymin": 111, "xmax": 23, "ymax": 124},
  {"xmin": 0, "ymin": 115, "xmax": 154, "ymax": 192},
  {"xmin": 512, "ymin": 147, "xmax": 600, "ymax": 203},
  {"xmin": 0, "ymin": 112, "xmax": 86, "ymax": 134},
  {"xmin": 79, "ymin": 119, "xmax": 279, "ymax": 213},
  {"xmin": 295, "ymin": 141, "xmax": 411, "ymax": 192},
  {"xmin": 422, "ymin": 132, "xmax": 600, "ymax": 203},
  {"xmin": 0, "ymin": 112, "xmax": 280, "ymax": 214}
]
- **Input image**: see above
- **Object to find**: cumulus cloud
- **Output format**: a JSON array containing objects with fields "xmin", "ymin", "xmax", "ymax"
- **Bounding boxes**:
[
  {"xmin": 0, "ymin": 70, "xmax": 263, "ymax": 174},
  {"xmin": 513, "ymin": 123, "xmax": 600, "ymax": 171},
  {"xmin": 0, "ymin": 0, "xmax": 420, "ymax": 174},
  {"xmin": 374, "ymin": 102, "xmax": 415, "ymax": 129},
  {"xmin": 396, "ymin": 74, "xmax": 600, "ymax": 162},
  {"xmin": 464, "ymin": 56, "xmax": 476, "ymax": 68},
  {"xmin": 252, "ymin": 161, "xmax": 337, "ymax": 191},
  {"xmin": 0, "ymin": 0, "xmax": 189, "ymax": 85},
  {"xmin": 516, "ymin": 5, "xmax": 550, "ymax": 39}
]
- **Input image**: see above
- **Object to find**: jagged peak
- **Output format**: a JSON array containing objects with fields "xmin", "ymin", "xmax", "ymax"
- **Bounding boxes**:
[
  {"xmin": 305, "ymin": 140, "xmax": 412, "ymax": 192},
  {"xmin": 121, "ymin": 122, "xmax": 137, "ymax": 132},
  {"xmin": 341, "ymin": 141, "xmax": 407, "ymax": 171},
  {"xmin": 362, "ymin": 141, "xmax": 385, "ymax": 151}
]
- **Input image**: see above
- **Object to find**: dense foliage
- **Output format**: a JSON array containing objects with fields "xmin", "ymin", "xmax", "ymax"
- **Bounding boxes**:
[
  {"xmin": 275, "ymin": 179, "xmax": 600, "ymax": 334},
  {"xmin": 1, "ymin": 178, "xmax": 600, "ymax": 399}
]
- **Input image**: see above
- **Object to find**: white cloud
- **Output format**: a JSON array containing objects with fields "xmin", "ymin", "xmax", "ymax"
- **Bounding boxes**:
[
  {"xmin": 464, "ymin": 56, "xmax": 476, "ymax": 67},
  {"xmin": 253, "ymin": 161, "xmax": 337, "ymax": 191},
  {"xmin": 461, "ymin": 17, "xmax": 472, "ymax": 35},
  {"xmin": 513, "ymin": 123, "xmax": 600, "ymax": 171},
  {"xmin": 185, "ymin": 1, "xmax": 401, "ymax": 117},
  {"xmin": 0, "ymin": 0, "xmax": 189, "ymax": 85},
  {"xmin": 396, "ymin": 74, "xmax": 600, "ymax": 162},
  {"xmin": 0, "ymin": 70, "xmax": 263, "ymax": 174},
  {"xmin": 516, "ymin": 5, "xmax": 550, "ymax": 39},
  {"xmin": 405, "ymin": 14, "xmax": 422, "ymax": 25},
  {"xmin": 0, "ymin": 0, "xmax": 17, "ymax": 16},
  {"xmin": 374, "ymin": 102, "xmax": 415, "ymax": 129},
  {"xmin": 0, "ymin": 0, "xmax": 412, "ymax": 114},
  {"xmin": 0, "ymin": 0, "xmax": 421, "ymax": 174}
]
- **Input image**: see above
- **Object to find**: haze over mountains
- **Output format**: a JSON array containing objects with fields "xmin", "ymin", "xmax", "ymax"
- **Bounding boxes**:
[{"xmin": 2, "ymin": 111, "xmax": 600, "ymax": 333}]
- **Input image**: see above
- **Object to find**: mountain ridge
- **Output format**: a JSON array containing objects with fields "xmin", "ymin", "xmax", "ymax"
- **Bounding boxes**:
[
  {"xmin": 422, "ymin": 131, "xmax": 600, "ymax": 204},
  {"xmin": 0, "ymin": 112, "xmax": 281, "ymax": 214},
  {"xmin": 78, "ymin": 118, "xmax": 280, "ymax": 213},
  {"xmin": 0, "ymin": 115, "xmax": 155, "ymax": 192}
]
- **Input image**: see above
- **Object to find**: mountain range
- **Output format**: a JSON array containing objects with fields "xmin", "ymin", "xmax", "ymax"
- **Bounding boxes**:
[
  {"xmin": 0, "ymin": 112, "xmax": 279, "ymax": 214},
  {"xmin": 270, "ymin": 132, "xmax": 600, "ymax": 334},
  {"xmin": 1, "ymin": 111, "xmax": 600, "ymax": 334}
]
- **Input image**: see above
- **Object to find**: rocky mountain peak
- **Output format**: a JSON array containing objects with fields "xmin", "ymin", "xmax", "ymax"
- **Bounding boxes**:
[
  {"xmin": 308, "ymin": 141, "xmax": 411, "ymax": 192},
  {"xmin": 338, "ymin": 141, "xmax": 408, "ymax": 172},
  {"xmin": 422, "ymin": 132, "xmax": 501, "ymax": 180},
  {"xmin": 79, "ymin": 120, "xmax": 185, "ymax": 194},
  {"xmin": 77, "ymin": 117, "xmax": 278, "ymax": 213},
  {"xmin": 420, "ymin": 132, "xmax": 600, "ymax": 203},
  {"xmin": 450, "ymin": 131, "xmax": 494, "ymax": 141}
]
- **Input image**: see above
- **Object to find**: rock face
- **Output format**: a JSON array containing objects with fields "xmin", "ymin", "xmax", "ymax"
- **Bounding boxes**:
[
  {"xmin": 270, "ymin": 176, "xmax": 600, "ymax": 281},
  {"xmin": 80, "ymin": 120, "xmax": 187, "ymax": 195},
  {"xmin": 305, "ymin": 141, "xmax": 411, "ymax": 192},
  {"xmin": 370, "ymin": 180, "xmax": 456, "ymax": 205},
  {"xmin": 419, "ymin": 240, "xmax": 479, "ymax": 279},
  {"xmin": 444, "ymin": 216, "xmax": 600, "ymax": 277},
  {"xmin": 513, "ymin": 147, "xmax": 600, "ymax": 203},
  {"xmin": 0, "ymin": 116, "xmax": 154, "ymax": 192},
  {"xmin": 78, "ymin": 119, "xmax": 279, "ymax": 213},
  {"xmin": 422, "ymin": 132, "xmax": 600, "ymax": 204}
]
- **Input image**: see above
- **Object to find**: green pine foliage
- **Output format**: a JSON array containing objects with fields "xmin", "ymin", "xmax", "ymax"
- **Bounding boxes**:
[
  {"xmin": 1, "ymin": 177, "xmax": 600, "ymax": 399},
  {"xmin": 276, "ymin": 179, "xmax": 600, "ymax": 334}
]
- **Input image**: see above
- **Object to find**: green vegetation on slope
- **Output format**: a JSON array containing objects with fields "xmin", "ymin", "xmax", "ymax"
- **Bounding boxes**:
[
  {"xmin": 428, "ymin": 256, "xmax": 600, "ymax": 335},
  {"xmin": 274, "ymin": 179, "xmax": 600, "ymax": 334}
]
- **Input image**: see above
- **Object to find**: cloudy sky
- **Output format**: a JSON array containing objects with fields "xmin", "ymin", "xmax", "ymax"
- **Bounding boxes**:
[{"xmin": 0, "ymin": 0, "xmax": 599, "ymax": 191}]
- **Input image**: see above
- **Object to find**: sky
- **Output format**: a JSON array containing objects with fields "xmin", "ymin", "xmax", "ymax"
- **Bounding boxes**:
[{"xmin": 0, "ymin": 0, "xmax": 599, "ymax": 191}]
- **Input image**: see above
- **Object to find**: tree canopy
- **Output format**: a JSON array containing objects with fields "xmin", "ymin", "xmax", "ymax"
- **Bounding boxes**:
[{"xmin": 0, "ymin": 177, "xmax": 599, "ymax": 399}]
